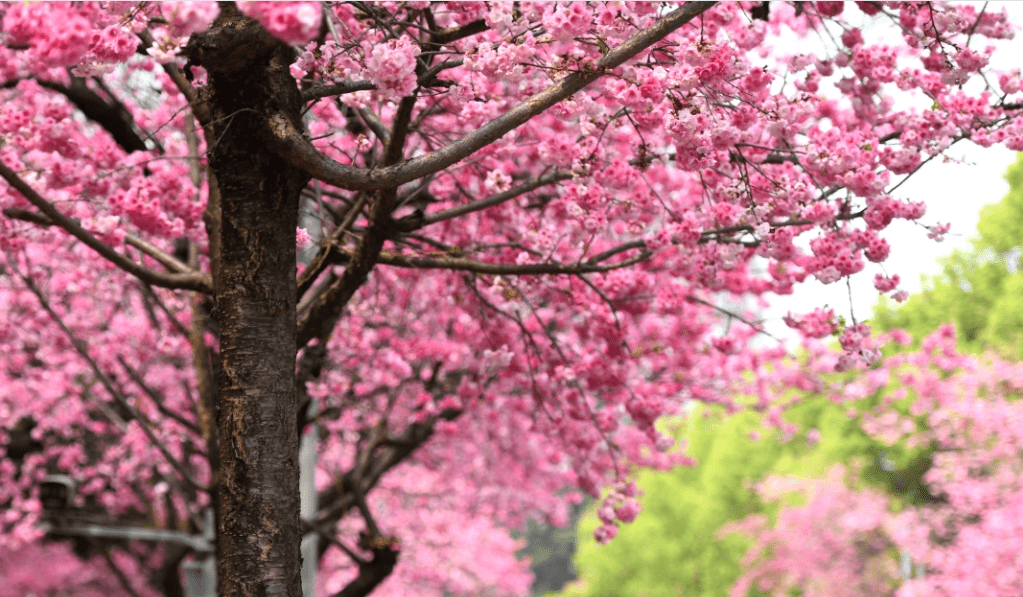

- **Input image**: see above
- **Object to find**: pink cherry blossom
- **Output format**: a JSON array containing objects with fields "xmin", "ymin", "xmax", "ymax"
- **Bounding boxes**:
[
  {"xmin": 730, "ymin": 328, "xmax": 1023, "ymax": 597},
  {"xmin": 0, "ymin": 2, "xmax": 1020, "ymax": 594},
  {"xmin": 364, "ymin": 37, "xmax": 422, "ymax": 99},
  {"xmin": 161, "ymin": 2, "xmax": 220, "ymax": 38},
  {"xmin": 236, "ymin": 2, "xmax": 321, "ymax": 45}
]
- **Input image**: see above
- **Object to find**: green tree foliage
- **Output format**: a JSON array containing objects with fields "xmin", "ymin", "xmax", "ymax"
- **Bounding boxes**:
[{"xmin": 553, "ymin": 400, "xmax": 888, "ymax": 597}]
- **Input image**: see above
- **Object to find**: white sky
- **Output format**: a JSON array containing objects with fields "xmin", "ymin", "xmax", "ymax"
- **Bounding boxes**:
[{"xmin": 762, "ymin": 2, "xmax": 1022, "ymax": 339}]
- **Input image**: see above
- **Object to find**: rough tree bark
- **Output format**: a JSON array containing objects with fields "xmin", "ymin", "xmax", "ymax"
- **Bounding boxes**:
[{"xmin": 184, "ymin": 7, "xmax": 311, "ymax": 597}]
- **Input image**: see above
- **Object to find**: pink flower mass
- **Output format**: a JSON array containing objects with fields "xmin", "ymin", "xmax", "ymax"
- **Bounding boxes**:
[
  {"xmin": 0, "ymin": 2, "xmax": 1020, "ymax": 596},
  {"xmin": 728, "ymin": 327, "xmax": 1023, "ymax": 597}
]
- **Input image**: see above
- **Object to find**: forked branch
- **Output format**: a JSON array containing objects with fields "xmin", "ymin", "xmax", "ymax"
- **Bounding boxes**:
[{"xmin": 271, "ymin": 3, "xmax": 717, "ymax": 191}]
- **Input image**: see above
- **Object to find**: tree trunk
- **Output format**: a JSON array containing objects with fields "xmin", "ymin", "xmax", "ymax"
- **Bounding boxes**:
[{"xmin": 185, "ymin": 8, "xmax": 311, "ymax": 597}]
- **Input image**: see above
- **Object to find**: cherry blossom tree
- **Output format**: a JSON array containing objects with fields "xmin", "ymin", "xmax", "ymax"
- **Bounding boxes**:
[
  {"xmin": 553, "ymin": 380, "xmax": 899, "ymax": 597},
  {"xmin": 1, "ymin": 2, "xmax": 1022, "ymax": 596},
  {"xmin": 725, "ymin": 465, "xmax": 902, "ymax": 597}
]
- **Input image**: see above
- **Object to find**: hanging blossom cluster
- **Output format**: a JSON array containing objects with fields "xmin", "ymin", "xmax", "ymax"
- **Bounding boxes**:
[{"xmin": 0, "ymin": 1, "xmax": 1021, "ymax": 593}]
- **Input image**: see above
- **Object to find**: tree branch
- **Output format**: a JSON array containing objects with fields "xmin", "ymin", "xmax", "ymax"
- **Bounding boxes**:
[
  {"xmin": 34, "ymin": 76, "xmax": 150, "ymax": 154},
  {"xmin": 355, "ymin": 107, "xmax": 390, "ymax": 146},
  {"xmin": 5, "ymin": 207, "xmax": 197, "ymax": 276},
  {"xmin": 330, "ymin": 541, "xmax": 399, "ymax": 597},
  {"xmin": 117, "ymin": 355, "xmax": 203, "ymax": 437},
  {"xmin": 137, "ymin": 282, "xmax": 191, "ymax": 338},
  {"xmin": 585, "ymin": 240, "xmax": 649, "ymax": 264},
  {"xmin": 294, "ymin": 3, "xmax": 713, "ymax": 347},
  {"xmin": 295, "ymin": 88, "xmax": 421, "ymax": 347},
  {"xmin": 100, "ymin": 549, "xmax": 146, "ymax": 597},
  {"xmin": 421, "ymin": 170, "xmax": 573, "ymax": 226},
  {"xmin": 697, "ymin": 209, "xmax": 867, "ymax": 244},
  {"xmin": 301, "ymin": 80, "xmax": 377, "ymax": 102},
  {"xmin": 0, "ymin": 163, "xmax": 212, "ymax": 293},
  {"xmin": 297, "ymin": 194, "xmax": 367, "ymax": 300},
  {"xmin": 314, "ymin": 409, "xmax": 462, "ymax": 546},
  {"xmin": 428, "ymin": 18, "xmax": 488, "ymax": 47},
  {"xmin": 13, "ymin": 266, "xmax": 205, "ymax": 494},
  {"xmin": 370, "ymin": 248, "xmax": 652, "ymax": 275},
  {"xmin": 417, "ymin": 59, "xmax": 463, "ymax": 86},
  {"xmin": 125, "ymin": 233, "xmax": 195, "ymax": 274},
  {"xmin": 271, "ymin": 3, "xmax": 717, "ymax": 191},
  {"xmin": 138, "ymin": 30, "xmax": 212, "ymax": 128},
  {"xmin": 684, "ymin": 294, "xmax": 779, "ymax": 341}
]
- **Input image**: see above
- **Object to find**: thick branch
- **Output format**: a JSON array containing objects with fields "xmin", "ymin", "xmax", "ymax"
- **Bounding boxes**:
[
  {"xmin": 428, "ymin": 18, "xmax": 488, "ymax": 47},
  {"xmin": 301, "ymin": 80, "xmax": 376, "ymax": 102},
  {"xmin": 0, "ymin": 165, "xmax": 213, "ymax": 292},
  {"xmin": 295, "ymin": 4, "xmax": 713, "ymax": 348},
  {"xmin": 422, "ymin": 170, "xmax": 573, "ymax": 226},
  {"xmin": 272, "ymin": 3, "xmax": 716, "ymax": 191},
  {"xmin": 417, "ymin": 59, "xmax": 463, "ymax": 86},
  {"xmin": 36, "ymin": 77, "xmax": 150, "ymax": 154},
  {"xmin": 330, "ymin": 544, "xmax": 399, "ymax": 597},
  {"xmin": 370, "ymin": 248, "xmax": 651, "ymax": 275}
]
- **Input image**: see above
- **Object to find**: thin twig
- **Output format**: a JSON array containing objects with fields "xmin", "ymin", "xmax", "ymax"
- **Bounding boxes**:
[
  {"xmin": 117, "ymin": 355, "xmax": 203, "ymax": 437},
  {"xmin": 685, "ymin": 293, "xmax": 779, "ymax": 341}
]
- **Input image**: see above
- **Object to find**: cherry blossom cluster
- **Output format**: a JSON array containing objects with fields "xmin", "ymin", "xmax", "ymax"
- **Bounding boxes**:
[
  {"xmin": 291, "ymin": 5, "xmax": 421, "ymax": 101},
  {"xmin": 783, "ymin": 307, "xmax": 839, "ymax": 339},
  {"xmin": 237, "ymin": 1, "xmax": 321, "ymax": 45},
  {"xmin": 318, "ymin": 464, "xmax": 536, "ymax": 597},
  {"xmin": 593, "ymin": 480, "xmax": 642, "ymax": 544},
  {"xmin": 0, "ymin": 540, "xmax": 159, "ymax": 597}
]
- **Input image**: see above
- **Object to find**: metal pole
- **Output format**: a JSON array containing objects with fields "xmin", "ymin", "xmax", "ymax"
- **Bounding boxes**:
[
  {"xmin": 300, "ymin": 400, "xmax": 319, "ymax": 597},
  {"xmin": 182, "ymin": 556, "xmax": 216, "ymax": 597},
  {"xmin": 177, "ymin": 509, "xmax": 217, "ymax": 597}
]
